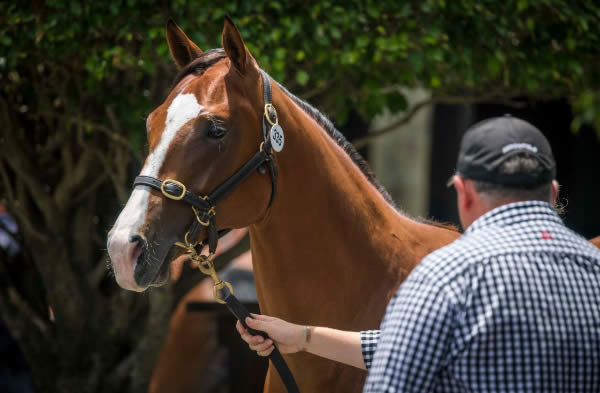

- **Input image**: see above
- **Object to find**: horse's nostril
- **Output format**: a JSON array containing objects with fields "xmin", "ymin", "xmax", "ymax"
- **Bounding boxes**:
[
  {"xmin": 129, "ymin": 234, "xmax": 143, "ymax": 244},
  {"xmin": 128, "ymin": 234, "xmax": 146, "ymax": 264}
]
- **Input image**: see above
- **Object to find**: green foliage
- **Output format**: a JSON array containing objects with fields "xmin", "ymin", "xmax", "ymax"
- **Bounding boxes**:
[
  {"xmin": 2, "ymin": 0, "xmax": 600, "ymax": 138},
  {"xmin": 1, "ymin": 2, "xmax": 599, "ymax": 391},
  {"xmin": 572, "ymin": 90, "xmax": 600, "ymax": 135}
]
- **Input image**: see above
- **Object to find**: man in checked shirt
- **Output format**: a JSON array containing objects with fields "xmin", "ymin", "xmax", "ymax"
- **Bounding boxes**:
[{"xmin": 237, "ymin": 115, "xmax": 600, "ymax": 392}]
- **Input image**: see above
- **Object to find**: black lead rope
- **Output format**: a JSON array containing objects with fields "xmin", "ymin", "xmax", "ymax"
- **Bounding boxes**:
[
  {"xmin": 132, "ymin": 70, "xmax": 300, "ymax": 393},
  {"xmin": 224, "ymin": 293, "xmax": 300, "ymax": 393}
]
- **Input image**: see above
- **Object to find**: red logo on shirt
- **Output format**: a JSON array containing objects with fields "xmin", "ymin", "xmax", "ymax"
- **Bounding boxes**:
[{"xmin": 541, "ymin": 231, "xmax": 553, "ymax": 239}]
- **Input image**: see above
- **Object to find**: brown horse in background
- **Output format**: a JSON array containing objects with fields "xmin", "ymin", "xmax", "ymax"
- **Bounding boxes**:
[
  {"xmin": 107, "ymin": 18, "xmax": 459, "ymax": 393},
  {"xmin": 591, "ymin": 236, "xmax": 600, "ymax": 249},
  {"xmin": 150, "ymin": 229, "xmax": 253, "ymax": 393}
]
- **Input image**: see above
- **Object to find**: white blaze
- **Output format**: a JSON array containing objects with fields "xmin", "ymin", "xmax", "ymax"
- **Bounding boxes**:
[
  {"xmin": 108, "ymin": 93, "xmax": 203, "ymax": 289},
  {"xmin": 141, "ymin": 93, "xmax": 204, "ymax": 177}
]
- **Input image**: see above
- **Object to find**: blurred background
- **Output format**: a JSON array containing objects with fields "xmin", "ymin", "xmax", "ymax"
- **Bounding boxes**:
[{"xmin": 1, "ymin": 1, "xmax": 599, "ymax": 392}]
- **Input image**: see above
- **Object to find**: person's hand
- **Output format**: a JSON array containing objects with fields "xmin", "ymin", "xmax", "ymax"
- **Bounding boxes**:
[{"xmin": 236, "ymin": 313, "xmax": 305, "ymax": 356}]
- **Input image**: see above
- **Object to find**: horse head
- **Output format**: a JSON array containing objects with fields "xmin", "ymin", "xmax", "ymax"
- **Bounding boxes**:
[{"xmin": 107, "ymin": 19, "xmax": 273, "ymax": 291}]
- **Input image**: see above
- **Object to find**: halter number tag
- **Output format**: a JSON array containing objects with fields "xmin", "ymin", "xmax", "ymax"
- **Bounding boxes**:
[{"xmin": 270, "ymin": 124, "xmax": 285, "ymax": 152}]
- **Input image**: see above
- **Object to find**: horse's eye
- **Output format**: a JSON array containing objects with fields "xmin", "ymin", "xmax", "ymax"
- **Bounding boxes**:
[{"xmin": 206, "ymin": 120, "xmax": 226, "ymax": 139}]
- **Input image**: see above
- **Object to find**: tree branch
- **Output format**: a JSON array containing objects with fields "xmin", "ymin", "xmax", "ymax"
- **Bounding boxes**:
[
  {"xmin": 88, "ymin": 254, "xmax": 110, "ymax": 289},
  {"xmin": 0, "ymin": 158, "xmax": 15, "ymax": 202},
  {"xmin": 353, "ymin": 97, "xmax": 435, "ymax": 148},
  {"xmin": 0, "ymin": 286, "xmax": 54, "ymax": 367},
  {"xmin": 106, "ymin": 106, "xmax": 122, "ymax": 134},
  {"xmin": 6, "ymin": 286, "xmax": 51, "ymax": 339},
  {"xmin": 104, "ymin": 351, "xmax": 136, "ymax": 392},
  {"xmin": 352, "ymin": 92, "xmax": 527, "ymax": 148},
  {"xmin": 54, "ymin": 147, "xmax": 98, "ymax": 210},
  {"xmin": 0, "ymin": 99, "xmax": 58, "ymax": 227},
  {"xmin": 2, "ymin": 149, "xmax": 58, "ymax": 226},
  {"xmin": 95, "ymin": 149, "xmax": 130, "ymax": 203},
  {"xmin": 0, "ymin": 251, "xmax": 52, "ymax": 349},
  {"xmin": 72, "ymin": 168, "xmax": 109, "ymax": 206},
  {"xmin": 299, "ymin": 81, "xmax": 332, "ymax": 101},
  {"xmin": 0, "ymin": 162, "xmax": 48, "ymax": 243},
  {"xmin": 37, "ymin": 111, "xmax": 143, "ymax": 162}
]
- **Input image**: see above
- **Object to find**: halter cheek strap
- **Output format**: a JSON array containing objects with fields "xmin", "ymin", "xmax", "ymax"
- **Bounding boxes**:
[{"xmin": 260, "ymin": 69, "xmax": 279, "ymax": 202}]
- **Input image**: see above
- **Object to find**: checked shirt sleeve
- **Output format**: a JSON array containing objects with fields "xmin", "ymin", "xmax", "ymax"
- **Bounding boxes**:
[
  {"xmin": 362, "ymin": 267, "xmax": 456, "ymax": 393},
  {"xmin": 360, "ymin": 330, "xmax": 381, "ymax": 369}
]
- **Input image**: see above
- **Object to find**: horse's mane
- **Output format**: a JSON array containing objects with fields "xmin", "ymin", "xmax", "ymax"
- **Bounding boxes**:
[
  {"xmin": 275, "ymin": 81, "xmax": 458, "ymax": 232},
  {"xmin": 272, "ymin": 80, "xmax": 399, "ymax": 209},
  {"xmin": 171, "ymin": 48, "xmax": 457, "ymax": 232}
]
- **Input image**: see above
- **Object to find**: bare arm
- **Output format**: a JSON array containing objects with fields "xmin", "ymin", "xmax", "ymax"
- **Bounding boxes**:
[
  {"xmin": 236, "ymin": 314, "xmax": 367, "ymax": 370},
  {"xmin": 304, "ymin": 326, "xmax": 366, "ymax": 370}
]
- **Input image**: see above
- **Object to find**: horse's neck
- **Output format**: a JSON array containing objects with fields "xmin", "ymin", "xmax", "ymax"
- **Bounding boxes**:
[{"xmin": 250, "ymin": 88, "xmax": 456, "ymax": 329}]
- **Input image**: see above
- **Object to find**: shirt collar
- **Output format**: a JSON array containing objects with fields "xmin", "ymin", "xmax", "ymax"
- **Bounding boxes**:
[{"xmin": 465, "ymin": 200, "xmax": 562, "ymax": 234}]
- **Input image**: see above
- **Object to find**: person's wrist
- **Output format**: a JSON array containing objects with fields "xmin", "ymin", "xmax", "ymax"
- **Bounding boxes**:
[{"xmin": 300, "ymin": 325, "xmax": 312, "ymax": 352}]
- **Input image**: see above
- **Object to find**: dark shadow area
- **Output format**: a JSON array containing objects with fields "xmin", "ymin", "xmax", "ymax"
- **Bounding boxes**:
[{"xmin": 429, "ymin": 99, "xmax": 600, "ymax": 238}]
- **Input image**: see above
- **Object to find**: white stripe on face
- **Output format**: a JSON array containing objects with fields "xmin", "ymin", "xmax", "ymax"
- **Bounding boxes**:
[
  {"xmin": 141, "ymin": 93, "xmax": 204, "ymax": 177},
  {"xmin": 108, "ymin": 93, "xmax": 204, "ymax": 288},
  {"xmin": 118, "ymin": 93, "xmax": 204, "ymax": 232}
]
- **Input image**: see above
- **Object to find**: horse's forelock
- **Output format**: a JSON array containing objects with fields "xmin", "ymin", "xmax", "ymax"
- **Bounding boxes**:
[{"xmin": 171, "ymin": 48, "xmax": 227, "ymax": 89}]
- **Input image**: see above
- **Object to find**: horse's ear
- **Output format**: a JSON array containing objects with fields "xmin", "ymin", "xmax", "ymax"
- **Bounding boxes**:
[
  {"xmin": 166, "ymin": 19, "xmax": 203, "ymax": 69},
  {"xmin": 222, "ymin": 16, "xmax": 252, "ymax": 74}
]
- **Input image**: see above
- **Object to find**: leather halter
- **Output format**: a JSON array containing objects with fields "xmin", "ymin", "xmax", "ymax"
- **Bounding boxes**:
[
  {"xmin": 133, "ymin": 69, "xmax": 278, "ymax": 257},
  {"xmin": 131, "ymin": 70, "xmax": 301, "ymax": 393}
]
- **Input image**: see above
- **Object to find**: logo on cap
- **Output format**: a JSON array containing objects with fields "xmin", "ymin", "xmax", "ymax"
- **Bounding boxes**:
[{"xmin": 501, "ymin": 143, "xmax": 538, "ymax": 154}]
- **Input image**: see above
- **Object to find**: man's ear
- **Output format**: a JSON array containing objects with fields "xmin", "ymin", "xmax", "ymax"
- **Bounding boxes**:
[
  {"xmin": 222, "ymin": 16, "xmax": 252, "ymax": 74},
  {"xmin": 166, "ymin": 19, "xmax": 203, "ymax": 69},
  {"xmin": 551, "ymin": 180, "xmax": 559, "ymax": 204},
  {"xmin": 454, "ymin": 176, "xmax": 472, "ymax": 210}
]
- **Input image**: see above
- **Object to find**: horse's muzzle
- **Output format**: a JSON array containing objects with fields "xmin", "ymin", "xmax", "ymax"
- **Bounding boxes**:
[{"xmin": 107, "ymin": 232, "xmax": 147, "ymax": 292}]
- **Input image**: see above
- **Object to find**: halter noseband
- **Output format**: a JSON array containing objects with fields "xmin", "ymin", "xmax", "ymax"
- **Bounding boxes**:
[{"xmin": 131, "ymin": 69, "xmax": 278, "ymax": 302}]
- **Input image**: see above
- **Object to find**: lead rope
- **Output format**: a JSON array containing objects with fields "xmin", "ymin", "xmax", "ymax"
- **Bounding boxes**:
[{"xmin": 175, "ymin": 227, "xmax": 300, "ymax": 393}]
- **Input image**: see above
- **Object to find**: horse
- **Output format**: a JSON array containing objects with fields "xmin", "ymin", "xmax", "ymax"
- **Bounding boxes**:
[
  {"xmin": 591, "ymin": 236, "xmax": 600, "ymax": 249},
  {"xmin": 107, "ymin": 18, "xmax": 459, "ymax": 393}
]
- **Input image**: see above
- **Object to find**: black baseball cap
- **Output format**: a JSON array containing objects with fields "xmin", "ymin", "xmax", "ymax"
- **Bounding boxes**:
[{"xmin": 452, "ymin": 115, "xmax": 556, "ymax": 187}]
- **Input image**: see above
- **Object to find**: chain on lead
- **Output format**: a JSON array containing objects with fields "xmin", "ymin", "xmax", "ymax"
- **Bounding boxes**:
[
  {"xmin": 174, "ymin": 230, "xmax": 233, "ymax": 304},
  {"xmin": 195, "ymin": 253, "xmax": 234, "ymax": 304}
]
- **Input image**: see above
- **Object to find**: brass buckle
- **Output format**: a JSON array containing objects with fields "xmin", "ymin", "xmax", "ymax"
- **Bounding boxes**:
[
  {"xmin": 213, "ymin": 280, "xmax": 234, "ymax": 304},
  {"xmin": 264, "ymin": 103, "xmax": 278, "ymax": 126},
  {"xmin": 161, "ymin": 179, "xmax": 186, "ymax": 200},
  {"xmin": 192, "ymin": 206, "xmax": 215, "ymax": 226},
  {"xmin": 196, "ymin": 254, "xmax": 235, "ymax": 304},
  {"xmin": 174, "ymin": 231, "xmax": 198, "ymax": 251},
  {"xmin": 196, "ymin": 254, "xmax": 217, "ymax": 277},
  {"xmin": 174, "ymin": 233, "xmax": 234, "ymax": 304}
]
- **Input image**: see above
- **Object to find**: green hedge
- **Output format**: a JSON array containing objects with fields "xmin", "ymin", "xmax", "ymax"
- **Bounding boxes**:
[{"xmin": 2, "ymin": 0, "xmax": 600, "ymax": 134}]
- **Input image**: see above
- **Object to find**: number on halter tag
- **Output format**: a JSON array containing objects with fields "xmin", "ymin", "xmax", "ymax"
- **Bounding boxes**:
[{"xmin": 270, "ymin": 124, "xmax": 285, "ymax": 152}]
